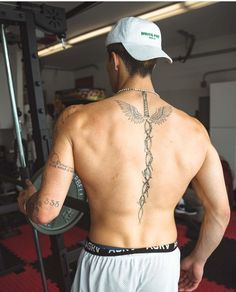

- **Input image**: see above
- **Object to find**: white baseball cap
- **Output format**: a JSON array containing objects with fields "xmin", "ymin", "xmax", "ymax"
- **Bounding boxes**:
[{"xmin": 106, "ymin": 17, "xmax": 172, "ymax": 63}]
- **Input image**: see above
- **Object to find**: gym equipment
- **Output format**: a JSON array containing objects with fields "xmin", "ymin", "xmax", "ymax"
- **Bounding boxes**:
[
  {"xmin": 30, "ymin": 168, "xmax": 88, "ymax": 235},
  {"xmin": 0, "ymin": 170, "xmax": 89, "ymax": 235},
  {"xmin": 1, "ymin": 22, "xmax": 48, "ymax": 292},
  {"xmin": 0, "ymin": 2, "xmax": 67, "ymax": 169},
  {"xmin": 0, "ymin": 4, "xmax": 88, "ymax": 291}
]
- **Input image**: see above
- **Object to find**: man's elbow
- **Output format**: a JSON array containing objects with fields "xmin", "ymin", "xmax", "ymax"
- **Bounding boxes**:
[
  {"xmin": 223, "ymin": 205, "xmax": 231, "ymax": 226},
  {"xmin": 215, "ymin": 205, "xmax": 231, "ymax": 229},
  {"xmin": 36, "ymin": 210, "xmax": 60, "ymax": 225},
  {"xmin": 205, "ymin": 203, "xmax": 231, "ymax": 229}
]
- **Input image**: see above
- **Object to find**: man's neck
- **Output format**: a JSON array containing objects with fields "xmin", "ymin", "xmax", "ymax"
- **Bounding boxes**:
[{"xmin": 117, "ymin": 75, "xmax": 155, "ymax": 93}]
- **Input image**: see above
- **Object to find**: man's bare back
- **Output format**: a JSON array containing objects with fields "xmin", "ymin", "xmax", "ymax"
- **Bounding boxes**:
[
  {"xmin": 66, "ymin": 91, "xmax": 208, "ymax": 248},
  {"xmin": 18, "ymin": 16, "xmax": 230, "ymax": 291}
]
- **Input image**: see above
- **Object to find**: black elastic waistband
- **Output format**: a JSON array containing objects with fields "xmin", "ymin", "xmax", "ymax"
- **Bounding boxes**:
[{"xmin": 84, "ymin": 239, "xmax": 178, "ymax": 257}]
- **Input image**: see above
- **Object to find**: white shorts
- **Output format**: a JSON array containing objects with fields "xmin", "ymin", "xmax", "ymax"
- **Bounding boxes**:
[{"xmin": 71, "ymin": 239, "xmax": 180, "ymax": 292}]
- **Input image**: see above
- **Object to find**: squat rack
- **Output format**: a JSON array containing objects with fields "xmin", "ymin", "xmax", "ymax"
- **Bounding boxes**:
[{"xmin": 0, "ymin": 2, "xmax": 66, "ymax": 169}]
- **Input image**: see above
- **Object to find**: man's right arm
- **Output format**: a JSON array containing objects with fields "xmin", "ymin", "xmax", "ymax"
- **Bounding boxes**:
[
  {"xmin": 191, "ymin": 143, "xmax": 230, "ymax": 263},
  {"xmin": 179, "ymin": 141, "xmax": 230, "ymax": 291}
]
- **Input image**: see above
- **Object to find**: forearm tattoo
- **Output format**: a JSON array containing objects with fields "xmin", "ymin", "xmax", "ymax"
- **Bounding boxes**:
[
  {"xmin": 26, "ymin": 192, "xmax": 60, "ymax": 222},
  {"xmin": 48, "ymin": 151, "xmax": 74, "ymax": 173},
  {"xmin": 43, "ymin": 198, "xmax": 60, "ymax": 208},
  {"xmin": 115, "ymin": 91, "xmax": 172, "ymax": 222}
]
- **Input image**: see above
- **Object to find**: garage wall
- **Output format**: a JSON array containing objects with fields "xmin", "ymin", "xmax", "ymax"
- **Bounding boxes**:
[
  {"xmin": 210, "ymin": 81, "xmax": 236, "ymax": 187},
  {"xmin": 157, "ymin": 33, "xmax": 236, "ymax": 113},
  {"xmin": 74, "ymin": 63, "xmax": 110, "ymax": 95},
  {"xmin": 41, "ymin": 68, "xmax": 75, "ymax": 103}
]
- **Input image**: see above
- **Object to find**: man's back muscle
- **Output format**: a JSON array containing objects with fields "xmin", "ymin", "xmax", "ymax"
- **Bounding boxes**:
[{"xmin": 68, "ymin": 93, "xmax": 208, "ymax": 247}]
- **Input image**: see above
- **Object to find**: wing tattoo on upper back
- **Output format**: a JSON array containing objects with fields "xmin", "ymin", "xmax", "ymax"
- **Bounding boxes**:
[
  {"xmin": 149, "ymin": 106, "xmax": 172, "ymax": 124},
  {"xmin": 115, "ymin": 100, "xmax": 144, "ymax": 124}
]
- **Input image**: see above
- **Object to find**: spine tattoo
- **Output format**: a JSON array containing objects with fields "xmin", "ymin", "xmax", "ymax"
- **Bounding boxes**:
[
  {"xmin": 141, "ymin": 92, "xmax": 153, "ymax": 222},
  {"xmin": 115, "ymin": 92, "xmax": 172, "ymax": 222}
]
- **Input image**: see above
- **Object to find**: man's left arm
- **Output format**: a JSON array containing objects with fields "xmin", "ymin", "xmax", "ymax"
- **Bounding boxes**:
[{"xmin": 18, "ymin": 120, "xmax": 74, "ymax": 225}]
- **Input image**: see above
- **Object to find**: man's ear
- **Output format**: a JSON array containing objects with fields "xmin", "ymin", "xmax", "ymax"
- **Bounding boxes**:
[{"xmin": 111, "ymin": 52, "xmax": 120, "ymax": 71}]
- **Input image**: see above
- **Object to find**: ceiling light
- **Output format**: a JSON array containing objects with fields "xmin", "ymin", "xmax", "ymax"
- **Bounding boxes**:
[
  {"xmin": 68, "ymin": 26, "xmax": 113, "ymax": 45},
  {"xmin": 38, "ymin": 43, "xmax": 72, "ymax": 57},
  {"xmin": 140, "ymin": 1, "xmax": 214, "ymax": 22},
  {"xmin": 140, "ymin": 3, "xmax": 186, "ymax": 22},
  {"xmin": 185, "ymin": 1, "xmax": 215, "ymax": 10},
  {"xmin": 38, "ymin": 1, "xmax": 215, "ymax": 57}
]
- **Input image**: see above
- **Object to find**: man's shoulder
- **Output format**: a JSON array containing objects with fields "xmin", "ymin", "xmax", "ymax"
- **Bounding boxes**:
[
  {"xmin": 57, "ymin": 104, "xmax": 82, "ymax": 122},
  {"xmin": 54, "ymin": 104, "xmax": 84, "ymax": 133},
  {"xmin": 57, "ymin": 99, "xmax": 111, "ymax": 127},
  {"xmin": 173, "ymin": 107, "xmax": 210, "ymax": 142}
]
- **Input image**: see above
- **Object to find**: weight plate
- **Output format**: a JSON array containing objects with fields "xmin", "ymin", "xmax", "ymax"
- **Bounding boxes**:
[{"xmin": 29, "ymin": 168, "xmax": 88, "ymax": 235}]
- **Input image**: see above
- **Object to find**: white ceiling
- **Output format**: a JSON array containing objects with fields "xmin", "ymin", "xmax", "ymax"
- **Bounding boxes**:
[{"xmin": 41, "ymin": 2, "xmax": 236, "ymax": 70}]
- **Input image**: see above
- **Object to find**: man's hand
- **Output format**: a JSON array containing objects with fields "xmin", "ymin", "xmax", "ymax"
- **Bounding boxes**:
[
  {"xmin": 178, "ymin": 255, "xmax": 204, "ymax": 291},
  {"xmin": 17, "ymin": 179, "xmax": 37, "ymax": 215}
]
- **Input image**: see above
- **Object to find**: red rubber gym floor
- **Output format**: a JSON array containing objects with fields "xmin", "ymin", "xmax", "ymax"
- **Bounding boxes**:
[{"xmin": 0, "ymin": 211, "xmax": 236, "ymax": 292}]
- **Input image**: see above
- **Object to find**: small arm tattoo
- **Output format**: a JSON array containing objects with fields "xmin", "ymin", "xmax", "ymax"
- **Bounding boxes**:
[
  {"xmin": 26, "ymin": 193, "xmax": 61, "ymax": 223},
  {"xmin": 48, "ymin": 152, "xmax": 74, "ymax": 173},
  {"xmin": 43, "ymin": 198, "xmax": 60, "ymax": 208}
]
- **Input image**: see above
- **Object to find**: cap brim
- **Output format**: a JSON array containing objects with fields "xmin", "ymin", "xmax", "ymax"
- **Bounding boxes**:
[{"xmin": 123, "ymin": 43, "xmax": 173, "ymax": 63}]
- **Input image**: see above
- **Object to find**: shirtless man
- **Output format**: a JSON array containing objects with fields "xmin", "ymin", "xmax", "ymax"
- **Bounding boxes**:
[{"xmin": 18, "ymin": 17, "xmax": 230, "ymax": 292}]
